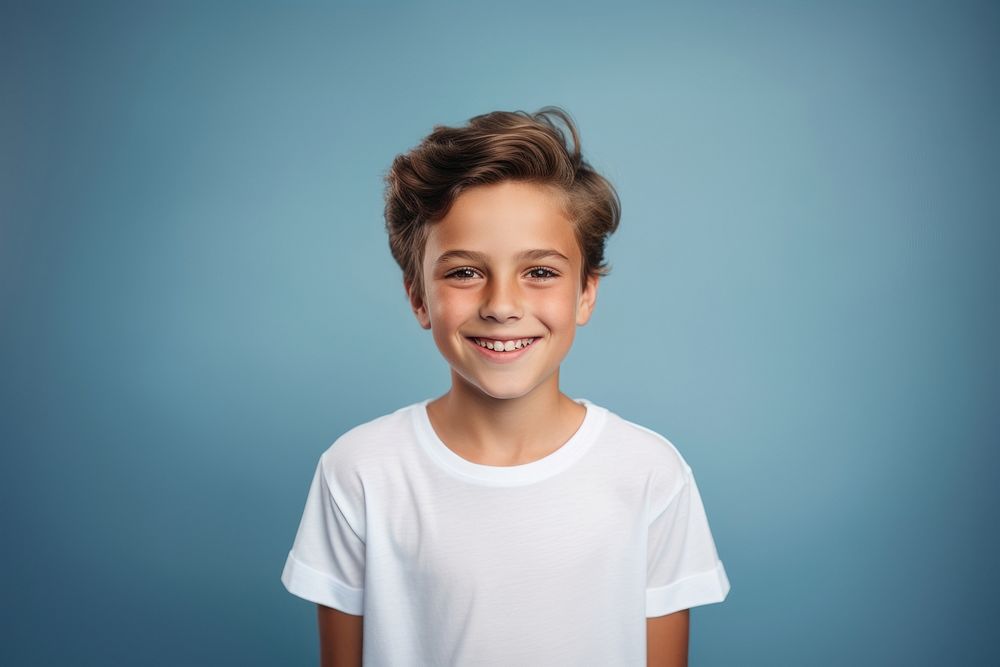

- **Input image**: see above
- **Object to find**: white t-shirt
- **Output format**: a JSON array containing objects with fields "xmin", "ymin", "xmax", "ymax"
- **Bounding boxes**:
[{"xmin": 281, "ymin": 399, "xmax": 730, "ymax": 665}]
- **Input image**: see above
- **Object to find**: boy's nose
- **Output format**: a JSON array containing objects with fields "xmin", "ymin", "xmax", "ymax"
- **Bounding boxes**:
[{"xmin": 479, "ymin": 278, "xmax": 522, "ymax": 322}]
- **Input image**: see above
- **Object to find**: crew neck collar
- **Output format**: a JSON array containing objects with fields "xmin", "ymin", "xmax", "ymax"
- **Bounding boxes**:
[{"xmin": 410, "ymin": 398, "xmax": 607, "ymax": 487}]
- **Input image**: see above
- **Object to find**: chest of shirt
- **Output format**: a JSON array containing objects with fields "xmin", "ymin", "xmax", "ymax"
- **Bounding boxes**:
[{"xmin": 366, "ymin": 470, "xmax": 647, "ymax": 597}]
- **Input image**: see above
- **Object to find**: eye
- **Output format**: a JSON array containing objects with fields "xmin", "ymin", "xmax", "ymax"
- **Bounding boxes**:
[
  {"xmin": 526, "ymin": 266, "xmax": 559, "ymax": 280},
  {"xmin": 444, "ymin": 266, "xmax": 481, "ymax": 280}
]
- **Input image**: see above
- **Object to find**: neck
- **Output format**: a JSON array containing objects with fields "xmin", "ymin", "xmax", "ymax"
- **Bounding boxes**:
[{"xmin": 427, "ymin": 370, "xmax": 584, "ymax": 465}]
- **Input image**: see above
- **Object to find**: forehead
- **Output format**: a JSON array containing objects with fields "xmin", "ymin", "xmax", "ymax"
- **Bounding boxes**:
[{"xmin": 425, "ymin": 182, "xmax": 579, "ymax": 261}]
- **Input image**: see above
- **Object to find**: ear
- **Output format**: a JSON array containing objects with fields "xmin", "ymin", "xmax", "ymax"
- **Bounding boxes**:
[
  {"xmin": 405, "ymin": 278, "xmax": 432, "ymax": 330},
  {"xmin": 576, "ymin": 274, "xmax": 599, "ymax": 326}
]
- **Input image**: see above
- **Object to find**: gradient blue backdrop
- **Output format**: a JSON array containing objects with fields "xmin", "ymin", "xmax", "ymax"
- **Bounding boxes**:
[{"xmin": 2, "ymin": 1, "xmax": 997, "ymax": 665}]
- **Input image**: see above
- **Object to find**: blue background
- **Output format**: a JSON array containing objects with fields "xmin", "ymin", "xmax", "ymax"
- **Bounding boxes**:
[{"xmin": 2, "ymin": 1, "xmax": 997, "ymax": 664}]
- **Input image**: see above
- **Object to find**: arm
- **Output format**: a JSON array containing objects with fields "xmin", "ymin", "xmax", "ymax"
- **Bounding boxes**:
[
  {"xmin": 646, "ymin": 608, "xmax": 689, "ymax": 667},
  {"xmin": 317, "ymin": 605, "xmax": 363, "ymax": 667}
]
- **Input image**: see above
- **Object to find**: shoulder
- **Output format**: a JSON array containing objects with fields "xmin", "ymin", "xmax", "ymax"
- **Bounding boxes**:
[
  {"xmin": 589, "ymin": 403, "xmax": 694, "ymax": 514},
  {"xmin": 594, "ymin": 404, "xmax": 692, "ymax": 475},
  {"xmin": 317, "ymin": 401, "xmax": 421, "ymax": 491}
]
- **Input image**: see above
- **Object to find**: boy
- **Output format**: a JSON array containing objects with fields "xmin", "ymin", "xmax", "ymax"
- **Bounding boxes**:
[{"xmin": 281, "ymin": 108, "xmax": 730, "ymax": 666}]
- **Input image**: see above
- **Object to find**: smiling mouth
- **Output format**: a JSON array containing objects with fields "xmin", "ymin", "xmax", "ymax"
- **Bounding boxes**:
[{"xmin": 467, "ymin": 336, "xmax": 539, "ymax": 352}]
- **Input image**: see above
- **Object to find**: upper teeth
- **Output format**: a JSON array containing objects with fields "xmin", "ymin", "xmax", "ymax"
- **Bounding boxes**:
[{"xmin": 474, "ymin": 337, "xmax": 536, "ymax": 351}]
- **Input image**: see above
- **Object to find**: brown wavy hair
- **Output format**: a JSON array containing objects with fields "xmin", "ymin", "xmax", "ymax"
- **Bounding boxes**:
[{"xmin": 383, "ymin": 106, "xmax": 621, "ymax": 301}]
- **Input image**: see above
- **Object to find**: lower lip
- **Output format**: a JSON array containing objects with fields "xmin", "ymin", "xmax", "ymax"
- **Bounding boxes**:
[{"xmin": 465, "ymin": 337, "xmax": 538, "ymax": 364}]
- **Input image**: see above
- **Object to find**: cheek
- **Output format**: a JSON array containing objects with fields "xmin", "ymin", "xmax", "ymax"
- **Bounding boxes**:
[
  {"xmin": 428, "ymin": 289, "xmax": 474, "ymax": 326},
  {"xmin": 533, "ymin": 288, "xmax": 580, "ymax": 328}
]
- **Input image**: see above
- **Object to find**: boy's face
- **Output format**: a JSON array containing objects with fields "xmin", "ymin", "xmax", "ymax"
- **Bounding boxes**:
[{"xmin": 407, "ymin": 181, "xmax": 598, "ymax": 402}]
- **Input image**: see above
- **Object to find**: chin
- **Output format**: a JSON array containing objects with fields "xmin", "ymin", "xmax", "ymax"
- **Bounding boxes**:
[
  {"xmin": 456, "ymin": 374, "xmax": 538, "ymax": 401},
  {"xmin": 470, "ymin": 384, "xmax": 533, "ymax": 401},
  {"xmin": 483, "ymin": 388, "xmax": 534, "ymax": 401}
]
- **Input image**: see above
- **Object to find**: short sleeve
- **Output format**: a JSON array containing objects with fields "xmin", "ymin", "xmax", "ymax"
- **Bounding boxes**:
[
  {"xmin": 646, "ymin": 466, "xmax": 730, "ymax": 617},
  {"xmin": 280, "ymin": 452, "xmax": 365, "ymax": 614}
]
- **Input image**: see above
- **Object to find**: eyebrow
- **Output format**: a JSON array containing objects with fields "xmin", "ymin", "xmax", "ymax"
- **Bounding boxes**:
[{"xmin": 434, "ymin": 248, "xmax": 570, "ymax": 265}]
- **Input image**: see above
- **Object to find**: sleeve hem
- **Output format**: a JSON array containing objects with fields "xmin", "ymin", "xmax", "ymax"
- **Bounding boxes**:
[
  {"xmin": 646, "ymin": 560, "xmax": 730, "ymax": 617},
  {"xmin": 281, "ymin": 551, "xmax": 364, "ymax": 615}
]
